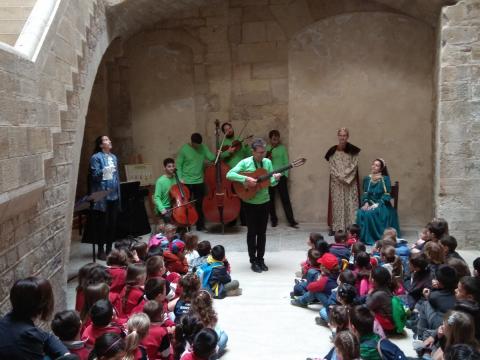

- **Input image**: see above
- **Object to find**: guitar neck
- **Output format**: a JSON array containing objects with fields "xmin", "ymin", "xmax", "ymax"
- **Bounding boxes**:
[{"xmin": 257, "ymin": 164, "xmax": 293, "ymax": 182}]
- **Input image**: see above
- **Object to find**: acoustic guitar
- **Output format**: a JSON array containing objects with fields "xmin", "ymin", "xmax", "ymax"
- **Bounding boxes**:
[{"xmin": 233, "ymin": 158, "xmax": 306, "ymax": 201}]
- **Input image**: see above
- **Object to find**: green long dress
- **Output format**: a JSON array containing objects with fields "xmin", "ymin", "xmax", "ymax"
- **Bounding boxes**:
[{"xmin": 356, "ymin": 175, "xmax": 401, "ymax": 245}]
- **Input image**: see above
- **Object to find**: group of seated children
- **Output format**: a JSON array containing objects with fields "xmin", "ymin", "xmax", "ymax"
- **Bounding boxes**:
[
  {"xmin": 0, "ymin": 223, "xmax": 241, "ymax": 360},
  {"xmin": 291, "ymin": 220, "xmax": 480, "ymax": 360}
]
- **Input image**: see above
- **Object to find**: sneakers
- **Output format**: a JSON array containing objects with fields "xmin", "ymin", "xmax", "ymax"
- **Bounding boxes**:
[
  {"xmin": 290, "ymin": 299, "xmax": 307, "ymax": 308},
  {"xmin": 251, "ymin": 262, "xmax": 262, "ymax": 273},
  {"xmin": 226, "ymin": 288, "xmax": 242, "ymax": 296},
  {"xmin": 315, "ymin": 316, "xmax": 328, "ymax": 326},
  {"xmin": 289, "ymin": 221, "xmax": 299, "ymax": 229}
]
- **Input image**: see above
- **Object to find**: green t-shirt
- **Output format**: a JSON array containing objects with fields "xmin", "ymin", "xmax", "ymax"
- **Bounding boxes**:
[
  {"xmin": 226, "ymin": 156, "xmax": 278, "ymax": 205},
  {"xmin": 153, "ymin": 175, "xmax": 176, "ymax": 213},
  {"xmin": 220, "ymin": 136, "xmax": 252, "ymax": 168},
  {"xmin": 359, "ymin": 334, "xmax": 382, "ymax": 360},
  {"xmin": 266, "ymin": 143, "xmax": 289, "ymax": 177},
  {"xmin": 176, "ymin": 143, "xmax": 215, "ymax": 184}
]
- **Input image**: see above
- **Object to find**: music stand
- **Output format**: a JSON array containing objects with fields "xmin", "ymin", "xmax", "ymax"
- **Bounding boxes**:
[{"xmin": 75, "ymin": 190, "xmax": 111, "ymax": 262}]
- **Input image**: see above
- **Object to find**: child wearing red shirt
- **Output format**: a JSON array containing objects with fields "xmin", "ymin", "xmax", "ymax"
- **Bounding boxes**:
[
  {"xmin": 106, "ymin": 249, "xmax": 128, "ymax": 295},
  {"xmin": 346, "ymin": 224, "xmax": 360, "ymax": 247},
  {"xmin": 114, "ymin": 263, "xmax": 147, "ymax": 318},
  {"xmin": 163, "ymin": 240, "xmax": 188, "ymax": 275},
  {"xmin": 142, "ymin": 300, "xmax": 174, "ymax": 360},
  {"xmin": 81, "ymin": 300, "xmax": 125, "ymax": 347},
  {"xmin": 124, "ymin": 313, "xmax": 150, "ymax": 360},
  {"xmin": 51, "ymin": 310, "xmax": 91, "ymax": 360}
]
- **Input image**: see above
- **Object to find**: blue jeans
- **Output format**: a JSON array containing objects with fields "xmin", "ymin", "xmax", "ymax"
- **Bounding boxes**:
[
  {"xmin": 297, "ymin": 291, "xmax": 329, "ymax": 306},
  {"xmin": 293, "ymin": 268, "xmax": 320, "ymax": 296},
  {"xmin": 216, "ymin": 326, "xmax": 228, "ymax": 352}
]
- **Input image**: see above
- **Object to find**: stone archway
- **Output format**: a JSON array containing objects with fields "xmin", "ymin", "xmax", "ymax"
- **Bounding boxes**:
[{"xmin": 288, "ymin": 12, "xmax": 436, "ymax": 228}]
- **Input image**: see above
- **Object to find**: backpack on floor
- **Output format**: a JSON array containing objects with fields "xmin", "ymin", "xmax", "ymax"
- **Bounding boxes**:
[
  {"xmin": 391, "ymin": 296, "xmax": 407, "ymax": 334},
  {"xmin": 377, "ymin": 338, "xmax": 407, "ymax": 360}
]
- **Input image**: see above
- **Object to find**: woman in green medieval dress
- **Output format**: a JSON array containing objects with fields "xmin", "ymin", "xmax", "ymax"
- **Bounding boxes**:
[{"xmin": 356, "ymin": 158, "xmax": 400, "ymax": 245}]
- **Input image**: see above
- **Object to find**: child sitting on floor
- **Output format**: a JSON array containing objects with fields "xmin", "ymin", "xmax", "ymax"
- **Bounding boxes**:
[
  {"xmin": 116, "ymin": 263, "xmax": 147, "ymax": 318},
  {"xmin": 51, "ymin": 310, "xmax": 91, "ymax": 360},
  {"xmin": 203, "ymin": 245, "xmax": 241, "ymax": 298},
  {"xmin": 163, "ymin": 240, "xmax": 189, "ymax": 275},
  {"xmin": 184, "ymin": 233, "xmax": 200, "ymax": 273},
  {"xmin": 380, "ymin": 245, "xmax": 405, "ymax": 295},
  {"xmin": 291, "ymin": 253, "xmax": 339, "ymax": 308},
  {"xmin": 292, "ymin": 249, "xmax": 322, "ymax": 297},
  {"xmin": 366, "ymin": 267, "xmax": 396, "ymax": 334},
  {"xmin": 142, "ymin": 300, "xmax": 173, "ymax": 360},
  {"xmin": 329, "ymin": 230, "xmax": 351, "ymax": 264},
  {"xmin": 81, "ymin": 300, "xmax": 125, "ymax": 346},
  {"xmin": 106, "ymin": 249, "xmax": 128, "ymax": 295},
  {"xmin": 173, "ymin": 273, "xmax": 200, "ymax": 322},
  {"xmin": 315, "ymin": 270, "xmax": 356, "ymax": 326},
  {"xmin": 346, "ymin": 224, "xmax": 361, "ymax": 247}
]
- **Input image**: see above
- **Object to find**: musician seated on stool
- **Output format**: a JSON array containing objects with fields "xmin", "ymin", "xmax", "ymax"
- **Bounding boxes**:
[
  {"xmin": 226, "ymin": 138, "xmax": 282, "ymax": 273},
  {"xmin": 153, "ymin": 158, "xmax": 177, "ymax": 224}
]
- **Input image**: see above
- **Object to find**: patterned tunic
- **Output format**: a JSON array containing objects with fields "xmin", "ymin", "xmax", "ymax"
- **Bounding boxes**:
[{"xmin": 328, "ymin": 150, "xmax": 359, "ymax": 231}]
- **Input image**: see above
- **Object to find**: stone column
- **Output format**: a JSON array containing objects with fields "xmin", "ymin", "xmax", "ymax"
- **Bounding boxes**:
[{"xmin": 436, "ymin": 0, "xmax": 480, "ymax": 248}]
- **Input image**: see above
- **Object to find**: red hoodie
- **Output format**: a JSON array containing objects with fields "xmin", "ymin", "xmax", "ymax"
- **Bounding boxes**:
[
  {"xmin": 108, "ymin": 266, "xmax": 127, "ymax": 294},
  {"xmin": 113, "ymin": 285, "xmax": 144, "ymax": 318},
  {"xmin": 81, "ymin": 322, "xmax": 124, "ymax": 346},
  {"xmin": 142, "ymin": 323, "xmax": 172, "ymax": 360},
  {"xmin": 163, "ymin": 250, "xmax": 188, "ymax": 275}
]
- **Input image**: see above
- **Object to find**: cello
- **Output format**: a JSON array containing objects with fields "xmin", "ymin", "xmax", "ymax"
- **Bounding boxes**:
[
  {"xmin": 170, "ymin": 170, "xmax": 199, "ymax": 228},
  {"xmin": 203, "ymin": 120, "xmax": 241, "ymax": 232}
]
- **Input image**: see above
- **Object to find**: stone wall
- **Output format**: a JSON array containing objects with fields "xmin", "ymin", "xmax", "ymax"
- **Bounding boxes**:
[
  {"xmin": 289, "ymin": 13, "xmax": 435, "ymax": 227},
  {"xmin": 0, "ymin": 0, "xmax": 110, "ymax": 315},
  {"xmin": 96, "ymin": 0, "xmax": 437, "ymax": 226},
  {"xmin": 436, "ymin": 0, "xmax": 480, "ymax": 247}
]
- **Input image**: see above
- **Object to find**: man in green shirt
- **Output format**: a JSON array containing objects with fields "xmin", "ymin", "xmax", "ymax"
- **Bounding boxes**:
[
  {"xmin": 221, "ymin": 122, "xmax": 252, "ymax": 226},
  {"xmin": 226, "ymin": 138, "xmax": 281, "ymax": 273},
  {"xmin": 176, "ymin": 133, "xmax": 215, "ymax": 231},
  {"xmin": 266, "ymin": 130, "xmax": 298, "ymax": 228},
  {"xmin": 153, "ymin": 158, "xmax": 177, "ymax": 224},
  {"xmin": 220, "ymin": 122, "xmax": 252, "ymax": 168}
]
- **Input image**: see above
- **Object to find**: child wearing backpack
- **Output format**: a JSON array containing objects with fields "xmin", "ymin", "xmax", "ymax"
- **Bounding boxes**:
[
  {"xmin": 349, "ymin": 305, "xmax": 407, "ymax": 360},
  {"xmin": 198, "ymin": 245, "xmax": 241, "ymax": 299},
  {"xmin": 367, "ymin": 267, "xmax": 406, "ymax": 335}
]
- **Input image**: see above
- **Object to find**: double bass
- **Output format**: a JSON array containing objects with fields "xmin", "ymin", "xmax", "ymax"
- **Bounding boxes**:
[
  {"xmin": 170, "ymin": 170, "xmax": 198, "ymax": 228},
  {"xmin": 203, "ymin": 120, "xmax": 241, "ymax": 232}
]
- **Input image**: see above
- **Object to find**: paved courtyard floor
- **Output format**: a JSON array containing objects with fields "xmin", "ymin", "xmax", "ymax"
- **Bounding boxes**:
[{"xmin": 67, "ymin": 223, "xmax": 479, "ymax": 360}]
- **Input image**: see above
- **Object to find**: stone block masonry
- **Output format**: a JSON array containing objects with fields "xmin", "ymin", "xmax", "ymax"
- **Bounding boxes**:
[{"xmin": 436, "ymin": 0, "xmax": 480, "ymax": 248}]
